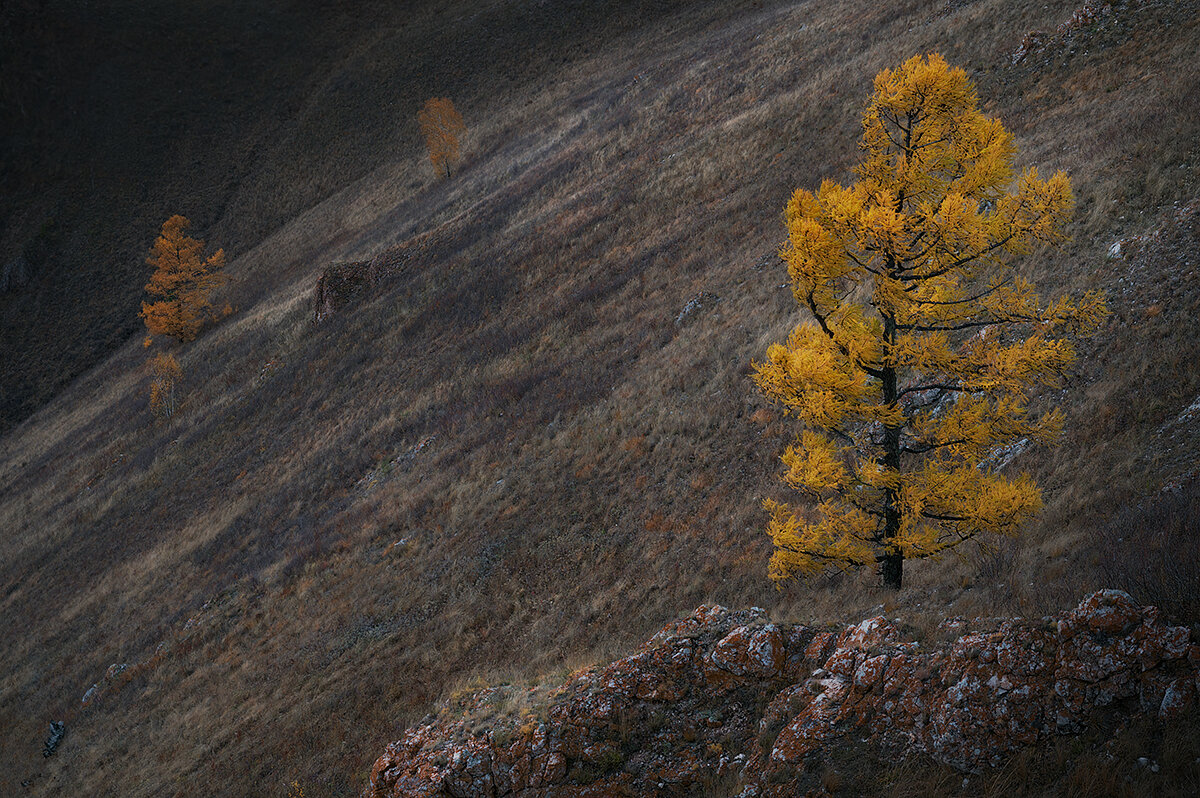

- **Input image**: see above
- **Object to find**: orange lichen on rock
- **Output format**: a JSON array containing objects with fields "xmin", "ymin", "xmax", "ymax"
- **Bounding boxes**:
[{"xmin": 363, "ymin": 590, "xmax": 1198, "ymax": 797}]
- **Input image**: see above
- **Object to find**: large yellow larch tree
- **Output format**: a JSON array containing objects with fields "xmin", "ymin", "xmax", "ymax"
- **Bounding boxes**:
[{"xmin": 753, "ymin": 54, "xmax": 1107, "ymax": 589}]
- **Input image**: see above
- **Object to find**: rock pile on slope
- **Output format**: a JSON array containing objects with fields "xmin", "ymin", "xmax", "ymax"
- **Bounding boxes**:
[
  {"xmin": 41, "ymin": 721, "xmax": 65, "ymax": 759},
  {"xmin": 313, "ymin": 260, "xmax": 378, "ymax": 323},
  {"xmin": 364, "ymin": 591, "xmax": 1198, "ymax": 797},
  {"xmin": 1010, "ymin": 0, "xmax": 1184, "ymax": 66},
  {"xmin": 312, "ymin": 235, "xmax": 430, "ymax": 323}
]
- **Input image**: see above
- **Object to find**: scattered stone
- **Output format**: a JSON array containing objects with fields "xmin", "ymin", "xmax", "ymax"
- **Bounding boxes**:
[
  {"xmin": 42, "ymin": 721, "xmax": 64, "ymax": 758},
  {"xmin": 312, "ymin": 232, "xmax": 433, "ymax": 323},
  {"xmin": 1012, "ymin": 0, "xmax": 1118, "ymax": 64},
  {"xmin": 984, "ymin": 437, "xmax": 1029, "ymax": 470},
  {"xmin": 674, "ymin": 291, "xmax": 720, "ymax": 327},
  {"xmin": 312, "ymin": 260, "xmax": 380, "ymax": 323}
]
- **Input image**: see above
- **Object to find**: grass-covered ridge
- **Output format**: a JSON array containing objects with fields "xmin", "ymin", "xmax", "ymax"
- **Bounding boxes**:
[{"xmin": 1, "ymin": 0, "xmax": 1199, "ymax": 795}]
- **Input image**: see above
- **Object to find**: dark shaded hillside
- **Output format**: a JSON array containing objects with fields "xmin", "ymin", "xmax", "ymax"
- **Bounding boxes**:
[{"xmin": 0, "ymin": 0, "xmax": 731, "ymax": 433}]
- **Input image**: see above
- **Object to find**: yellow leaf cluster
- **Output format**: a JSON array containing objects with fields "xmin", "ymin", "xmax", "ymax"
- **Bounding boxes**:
[
  {"xmin": 753, "ymin": 54, "xmax": 1108, "ymax": 588},
  {"xmin": 780, "ymin": 431, "xmax": 847, "ymax": 494},
  {"xmin": 754, "ymin": 320, "xmax": 888, "ymax": 429},
  {"xmin": 764, "ymin": 498, "xmax": 876, "ymax": 581}
]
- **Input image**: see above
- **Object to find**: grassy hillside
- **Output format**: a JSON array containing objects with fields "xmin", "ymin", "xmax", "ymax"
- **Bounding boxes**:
[
  {"xmin": 1, "ymin": 0, "xmax": 1198, "ymax": 795},
  {"xmin": 0, "ymin": 0, "xmax": 722, "ymax": 433}
]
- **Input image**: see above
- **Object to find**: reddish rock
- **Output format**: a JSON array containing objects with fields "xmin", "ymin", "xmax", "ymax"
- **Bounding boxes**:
[
  {"xmin": 803, "ymin": 630, "xmax": 836, "ymax": 663},
  {"xmin": 854, "ymin": 653, "xmax": 889, "ymax": 690},
  {"xmin": 363, "ymin": 592, "xmax": 1199, "ymax": 797},
  {"xmin": 1073, "ymin": 589, "xmax": 1145, "ymax": 634},
  {"xmin": 706, "ymin": 623, "xmax": 785, "ymax": 682}
]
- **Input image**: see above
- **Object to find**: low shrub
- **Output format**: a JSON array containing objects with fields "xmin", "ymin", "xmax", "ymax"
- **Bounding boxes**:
[{"xmin": 1093, "ymin": 477, "xmax": 1200, "ymax": 624}]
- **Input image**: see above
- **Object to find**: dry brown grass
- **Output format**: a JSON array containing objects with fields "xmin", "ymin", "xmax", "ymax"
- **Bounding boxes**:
[
  {"xmin": 2, "ymin": 0, "xmax": 1199, "ymax": 795},
  {"xmin": 862, "ymin": 707, "xmax": 1200, "ymax": 797}
]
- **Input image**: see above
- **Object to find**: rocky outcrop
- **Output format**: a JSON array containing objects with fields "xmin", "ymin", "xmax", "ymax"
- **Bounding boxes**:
[
  {"xmin": 312, "ymin": 221, "xmax": 461, "ymax": 323},
  {"xmin": 364, "ymin": 591, "xmax": 1198, "ymax": 797},
  {"xmin": 1011, "ymin": 0, "xmax": 1187, "ymax": 66},
  {"xmin": 674, "ymin": 291, "xmax": 720, "ymax": 328},
  {"xmin": 312, "ymin": 260, "xmax": 380, "ymax": 323},
  {"xmin": 312, "ymin": 236, "xmax": 430, "ymax": 323}
]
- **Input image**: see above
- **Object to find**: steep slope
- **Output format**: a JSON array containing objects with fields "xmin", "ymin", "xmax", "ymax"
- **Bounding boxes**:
[
  {"xmin": 1, "ymin": 0, "xmax": 1198, "ymax": 796},
  {"xmin": 0, "ymin": 0, "xmax": 730, "ymax": 433}
]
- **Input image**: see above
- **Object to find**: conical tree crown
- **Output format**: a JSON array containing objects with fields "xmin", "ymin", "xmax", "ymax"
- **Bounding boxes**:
[
  {"xmin": 141, "ymin": 215, "xmax": 225, "ymax": 343},
  {"xmin": 753, "ymin": 54, "xmax": 1106, "ymax": 589}
]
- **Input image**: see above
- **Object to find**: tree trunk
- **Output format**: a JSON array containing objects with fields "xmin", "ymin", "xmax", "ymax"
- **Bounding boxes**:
[
  {"xmin": 881, "ymin": 309, "xmax": 903, "ymax": 590},
  {"xmin": 881, "ymin": 551, "xmax": 903, "ymax": 589}
]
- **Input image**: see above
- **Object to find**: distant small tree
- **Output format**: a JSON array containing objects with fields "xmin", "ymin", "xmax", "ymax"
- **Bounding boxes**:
[
  {"xmin": 148, "ymin": 351, "xmax": 182, "ymax": 419},
  {"xmin": 752, "ymin": 54, "xmax": 1107, "ymax": 590},
  {"xmin": 418, "ymin": 97, "xmax": 466, "ymax": 178},
  {"xmin": 140, "ymin": 215, "xmax": 226, "ymax": 343}
]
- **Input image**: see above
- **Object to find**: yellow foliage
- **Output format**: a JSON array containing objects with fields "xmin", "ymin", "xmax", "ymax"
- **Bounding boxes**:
[
  {"xmin": 418, "ymin": 97, "xmax": 467, "ymax": 178},
  {"xmin": 752, "ymin": 54, "xmax": 1107, "ymax": 589},
  {"xmin": 780, "ymin": 431, "xmax": 848, "ymax": 494},
  {"xmin": 140, "ymin": 215, "xmax": 226, "ymax": 343}
]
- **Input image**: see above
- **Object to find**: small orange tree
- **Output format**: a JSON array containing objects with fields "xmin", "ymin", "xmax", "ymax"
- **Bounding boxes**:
[
  {"xmin": 140, "ymin": 215, "xmax": 225, "ymax": 343},
  {"xmin": 753, "ymin": 54, "xmax": 1107, "ymax": 589},
  {"xmin": 418, "ymin": 97, "xmax": 466, "ymax": 178}
]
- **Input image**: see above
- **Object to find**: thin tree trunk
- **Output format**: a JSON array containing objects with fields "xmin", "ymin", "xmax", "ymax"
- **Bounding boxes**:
[{"xmin": 881, "ymin": 309, "xmax": 903, "ymax": 590}]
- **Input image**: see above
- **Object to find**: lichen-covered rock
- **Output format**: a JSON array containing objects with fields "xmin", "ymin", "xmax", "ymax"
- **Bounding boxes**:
[{"xmin": 363, "ymin": 592, "xmax": 1198, "ymax": 797}]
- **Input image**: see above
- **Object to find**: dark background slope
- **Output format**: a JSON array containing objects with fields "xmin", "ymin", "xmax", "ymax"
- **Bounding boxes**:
[{"xmin": 0, "ymin": 0, "xmax": 727, "ymax": 433}]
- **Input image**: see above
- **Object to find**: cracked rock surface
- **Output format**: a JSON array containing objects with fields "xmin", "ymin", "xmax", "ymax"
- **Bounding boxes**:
[{"xmin": 364, "ymin": 591, "xmax": 1198, "ymax": 797}]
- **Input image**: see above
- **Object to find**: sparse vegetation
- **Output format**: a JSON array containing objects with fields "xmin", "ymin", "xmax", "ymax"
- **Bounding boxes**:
[
  {"xmin": 0, "ymin": 0, "xmax": 1198, "ymax": 796},
  {"xmin": 147, "ymin": 351, "xmax": 182, "ymax": 420},
  {"xmin": 1093, "ymin": 476, "xmax": 1200, "ymax": 625}
]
